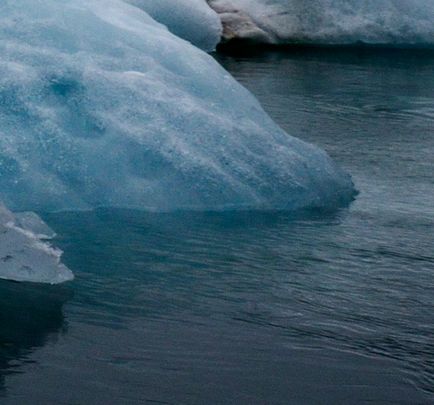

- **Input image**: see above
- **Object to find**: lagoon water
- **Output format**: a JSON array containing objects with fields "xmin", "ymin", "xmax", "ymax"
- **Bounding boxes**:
[{"xmin": 1, "ymin": 49, "xmax": 434, "ymax": 404}]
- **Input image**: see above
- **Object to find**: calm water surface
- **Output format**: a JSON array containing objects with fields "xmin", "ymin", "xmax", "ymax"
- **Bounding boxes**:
[{"xmin": 1, "ymin": 49, "xmax": 434, "ymax": 404}]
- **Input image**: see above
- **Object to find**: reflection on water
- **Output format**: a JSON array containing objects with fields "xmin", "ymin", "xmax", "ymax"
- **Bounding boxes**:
[
  {"xmin": 48, "ymin": 208, "xmax": 433, "ymax": 398},
  {"xmin": 2, "ymin": 48, "xmax": 434, "ymax": 403},
  {"xmin": 0, "ymin": 281, "xmax": 70, "ymax": 394},
  {"xmin": 216, "ymin": 47, "xmax": 434, "ymax": 397},
  {"xmin": 0, "ymin": 206, "xmax": 423, "ymax": 403}
]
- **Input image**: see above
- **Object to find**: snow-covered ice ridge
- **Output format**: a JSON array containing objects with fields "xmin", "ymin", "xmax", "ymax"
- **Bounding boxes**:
[
  {"xmin": 0, "ymin": 203, "xmax": 73, "ymax": 284},
  {"xmin": 207, "ymin": 0, "xmax": 434, "ymax": 46},
  {"xmin": 0, "ymin": 0, "xmax": 355, "ymax": 215}
]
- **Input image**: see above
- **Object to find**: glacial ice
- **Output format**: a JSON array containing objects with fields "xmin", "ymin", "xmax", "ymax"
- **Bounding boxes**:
[
  {"xmin": 125, "ymin": 0, "xmax": 222, "ymax": 51},
  {"xmin": 209, "ymin": 0, "xmax": 434, "ymax": 46},
  {"xmin": 0, "ymin": 0, "xmax": 354, "ymax": 214},
  {"xmin": 0, "ymin": 203, "xmax": 73, "ymax": 284}
]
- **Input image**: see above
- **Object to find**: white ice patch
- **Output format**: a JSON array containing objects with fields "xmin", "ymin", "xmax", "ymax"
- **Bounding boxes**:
[
  {"xmin": 0, "ymin": 203, "xmax": 73, "ymax": 284},
  {"xmin": 209, "ymin": 0, "xmax": 434, "ymax": 45}
]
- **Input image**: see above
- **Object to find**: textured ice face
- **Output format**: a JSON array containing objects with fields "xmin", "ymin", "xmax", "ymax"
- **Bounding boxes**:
[
  {"xmin": 125, "ymin": 0, "xmax": 222, "ymax": 51},
  {"xmin": 210, "ymin": 0, "xmax": 434, "ymax": 45},
  {"xmin": 0, "ymin": 0, "xmax": 354, "ymax": 213},
  {"xmin": 0, "ymin": 203, "xmax": 73, "ymax": 284}
]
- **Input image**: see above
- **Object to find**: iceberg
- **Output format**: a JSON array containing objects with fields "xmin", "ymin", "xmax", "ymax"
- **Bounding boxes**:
[
  {"xmin": 208, "ymin": 0, "xmax": 434, "ymax": 46},
  {"xmin": 0, "ymin": 0, "xmax": 354, "ymax": 214},
  {"xmin": 125, "ymin": 0, "xmax": 222, "ymax": 51},
  {"xmin": 0, "ymin": 203, "xmax": 73, "ymax": 284}
]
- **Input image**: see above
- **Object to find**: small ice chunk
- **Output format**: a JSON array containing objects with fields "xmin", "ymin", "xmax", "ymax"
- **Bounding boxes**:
[{"xmin": 0, "ymin": 203, "xmax": 73, "ymax": 284}]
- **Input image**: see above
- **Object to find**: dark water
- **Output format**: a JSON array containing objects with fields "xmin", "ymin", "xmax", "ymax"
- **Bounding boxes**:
[{"xmin": 1, "ymin": 49, "xmax": 434, "ymax": 404}]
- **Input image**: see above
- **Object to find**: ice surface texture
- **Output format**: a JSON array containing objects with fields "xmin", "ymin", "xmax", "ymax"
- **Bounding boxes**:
[
  {"xmin": 125, "ymin": 0, "xmax": 222, "ymax": 51},
  {"xmin": 209, "ymin": 0, "xmax": 434, "ymax": 45},
  {"xmin": 0, "ymin": 203, "xmax": 73, "ymax": 284},
  {"xmin": 0, "ymin": 0, "xmax": 354, "ymax": 213}
]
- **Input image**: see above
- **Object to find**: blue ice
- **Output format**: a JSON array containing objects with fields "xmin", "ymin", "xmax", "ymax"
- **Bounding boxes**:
[
  {"xmin": 0, "ymin": 0, "xmax": 358, "ymax": 283},
  {"xmin": 125, "ymin": 0, "xmax": 222, "ymax": 51}
]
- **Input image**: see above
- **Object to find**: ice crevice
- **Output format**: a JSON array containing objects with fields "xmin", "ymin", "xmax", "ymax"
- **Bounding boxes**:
[{"xmin": 207, "ymin": 0, "xmax": 275, "ymax": 45}]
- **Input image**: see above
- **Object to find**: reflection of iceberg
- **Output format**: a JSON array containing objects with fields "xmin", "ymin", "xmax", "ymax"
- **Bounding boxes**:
[
  {"xmin": 0, "ymin": 281, "xmax": 70, "ymax": 391},
  {"xmin": 0, "ymin": 0, "xmax": 354, "ymax": 214},
  {"xmin": 125, "ymin": 0, "xmax": 222, "ymax": 51},
  {"xmin": 209, "ymin": 0, "xmax": 434, "ymax": 46},
  {"xmin": 0, "ymin": 203, "xmax": 73, "ymax": 284}
]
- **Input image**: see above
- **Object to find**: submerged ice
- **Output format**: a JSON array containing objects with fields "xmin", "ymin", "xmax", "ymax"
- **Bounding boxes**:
[
  {"xmin": 208, "ymin": 0, "xmax": 434, "ymax": 45},
  {"xmin": 0, "ymin": 0, "xmax": 354, "ymax": 214},
  {"xmin": 0, "ymin": 203, "xmax": 73, "ymax": 284}
]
